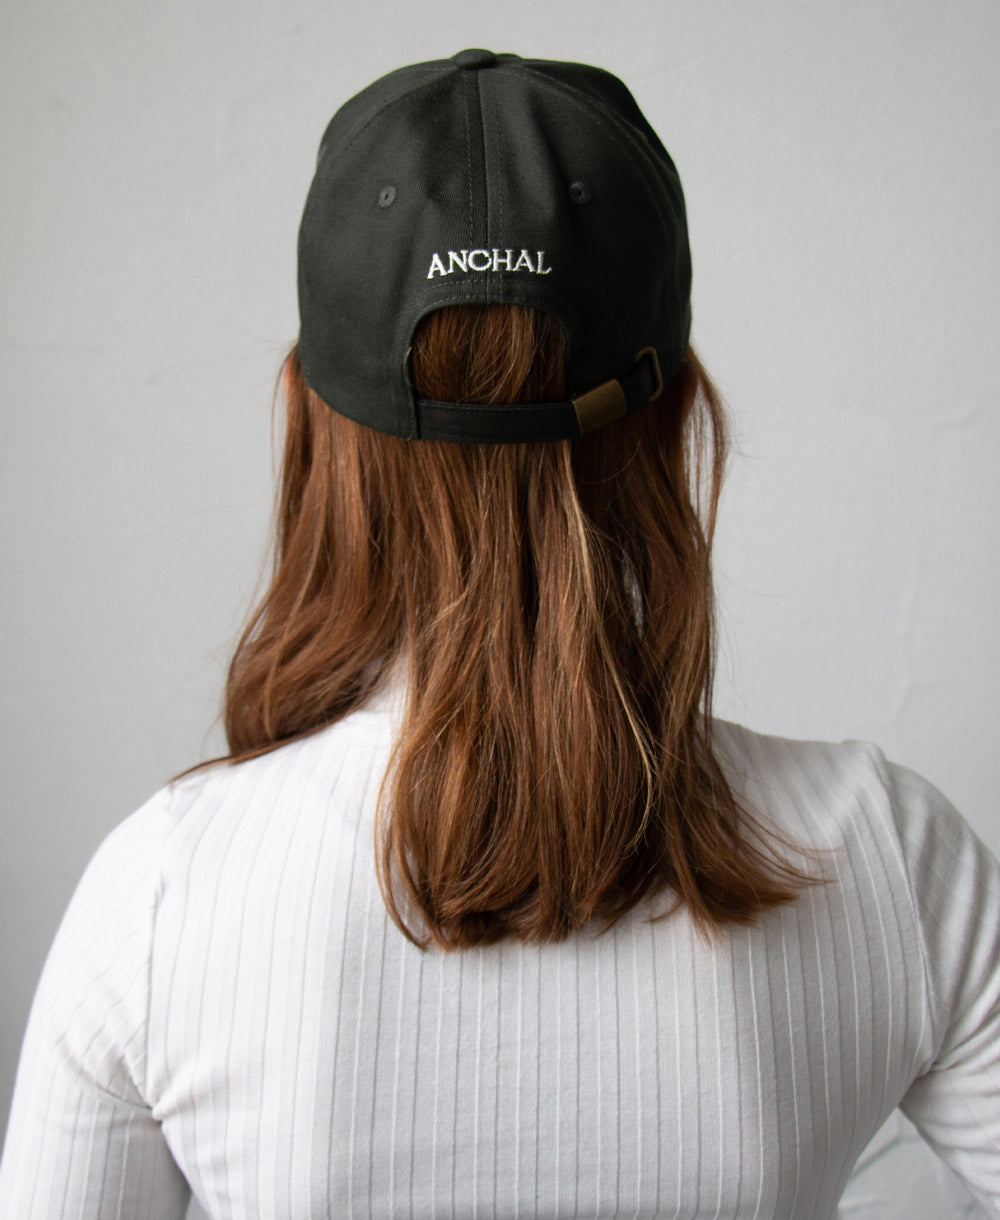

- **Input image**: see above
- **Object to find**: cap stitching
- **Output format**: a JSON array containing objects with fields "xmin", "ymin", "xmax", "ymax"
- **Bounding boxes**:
[
  {"xmin": 420, "ymin": 400, "xmax": 572, "ymax": 415},
  {"xmin": 463, "ymin": 76, "xmax": 473, "ymax": 255},
  {"xmin": 474, "ymin": 72, "xmax": 491, "ymax": 305},
  {"xmin": 489, "ymin": 72, "xmax": 504, "ymax": 301}
]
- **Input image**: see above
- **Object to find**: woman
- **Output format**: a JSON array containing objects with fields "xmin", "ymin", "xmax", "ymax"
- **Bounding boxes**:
[{"xmin": 1, "ymin": 49, "xmax": 998, "ymax": 1219}]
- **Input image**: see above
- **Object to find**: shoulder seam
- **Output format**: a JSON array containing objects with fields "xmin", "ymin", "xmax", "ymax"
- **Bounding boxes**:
[
  {"xmin": 856, "ymin": 744, "xmax": 942, "ymax": 1074},
  {"xmin": 140, "ymin": 781, "xmax": 180, "ymax": 1106}
]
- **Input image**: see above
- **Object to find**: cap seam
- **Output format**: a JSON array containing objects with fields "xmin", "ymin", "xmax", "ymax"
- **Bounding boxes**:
[
  {"xmin": 462, "ymin": 74, "xmax": 473, "ymax": 259},
  {"xmin": 486, "ymin": 71, "xmax": 504, "ymax": 303},
  {"xmin": 475, "ymin": 71, "xmax": 491, "ymax": 305}
]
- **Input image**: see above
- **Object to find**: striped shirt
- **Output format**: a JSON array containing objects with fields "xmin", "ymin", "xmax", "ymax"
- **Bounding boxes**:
[{"xmin": 1, "ymin": 676, "xmax": 999, "ymax": 1218}]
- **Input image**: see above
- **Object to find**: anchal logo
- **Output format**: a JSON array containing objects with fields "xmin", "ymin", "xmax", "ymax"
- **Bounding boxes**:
[{"xmin": 427, "ymin": 249, "xmax": 552, "ymax": 278}]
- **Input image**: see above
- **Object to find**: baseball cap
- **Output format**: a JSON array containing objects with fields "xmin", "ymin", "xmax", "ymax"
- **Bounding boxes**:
[{"xmin": 297, "ymin": 49, "xmax": 692, "ymax": 443}]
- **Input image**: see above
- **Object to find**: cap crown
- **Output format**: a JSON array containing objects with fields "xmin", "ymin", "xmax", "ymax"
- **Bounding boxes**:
[{"xmin": 297, "ymin": 51, "xmax": 692, "ymax": 441}]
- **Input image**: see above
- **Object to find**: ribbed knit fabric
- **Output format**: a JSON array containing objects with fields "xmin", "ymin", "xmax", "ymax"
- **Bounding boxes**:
[{"xmin": 1, "ymin": 676, "xmax": 998, "ymax": 1219}]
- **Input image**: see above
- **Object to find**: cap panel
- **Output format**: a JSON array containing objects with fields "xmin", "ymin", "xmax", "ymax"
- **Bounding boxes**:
[
  {"xmin": 498, "ymin": 58, "xmax": 691, "ymax": 345},
  {"xmin": 300, "ymin": 71, "xmax": 479, "ymax": 437},
  {"xmin": 473, "ymin": 63, "xmax": 690, "ymax": 392}
]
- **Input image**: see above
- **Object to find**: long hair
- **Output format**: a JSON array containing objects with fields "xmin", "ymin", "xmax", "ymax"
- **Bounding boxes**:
[{"xmin": 175, "ymin": 304, "xmax": 824, "ymax": 950}]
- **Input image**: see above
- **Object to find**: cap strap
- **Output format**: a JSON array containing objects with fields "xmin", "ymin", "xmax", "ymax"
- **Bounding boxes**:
[{"xmin": 414, "ymin": 347, "xmax": 665, "ymax": 444}]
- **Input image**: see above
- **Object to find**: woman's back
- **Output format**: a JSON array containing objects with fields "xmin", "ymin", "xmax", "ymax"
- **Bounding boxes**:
[
  {"xmin": 2, "ymin": 46, "xmax": 998, "ymax": 1220},
  {"xmin": 5, "ymin": 673, "xmax": 997, "ymax": 1217}
]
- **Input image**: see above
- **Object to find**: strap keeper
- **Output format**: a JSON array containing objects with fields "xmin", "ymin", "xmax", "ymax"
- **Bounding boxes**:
[{"xmin": 636, "ymin": 346, "xmax": 664, "ymax": 402}]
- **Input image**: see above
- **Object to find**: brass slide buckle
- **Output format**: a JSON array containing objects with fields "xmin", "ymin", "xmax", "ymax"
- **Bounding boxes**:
[
  {"xmin": 571, "ymin": 378, "xmax": 626, "ymax": 434},
  {"xmin": 572, "ymin": 347, "xmax": 664, "ymax": 435}
]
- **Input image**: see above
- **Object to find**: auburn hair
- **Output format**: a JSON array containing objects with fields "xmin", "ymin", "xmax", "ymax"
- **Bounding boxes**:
[{"xmin": 174, "ymin": 304, "xmax": 824, "ymax": 950}]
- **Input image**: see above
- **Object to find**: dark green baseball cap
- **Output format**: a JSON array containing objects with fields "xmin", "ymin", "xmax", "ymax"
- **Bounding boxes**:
[{"xmin": 297, "ymin": 49, "xmax": 691, "ymax": 443}]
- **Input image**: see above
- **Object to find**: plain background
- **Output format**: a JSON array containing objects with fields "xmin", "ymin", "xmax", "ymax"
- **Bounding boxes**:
[{"xmin": 1, "ymin": 1, "xmax": 998, "ymax": 1215}]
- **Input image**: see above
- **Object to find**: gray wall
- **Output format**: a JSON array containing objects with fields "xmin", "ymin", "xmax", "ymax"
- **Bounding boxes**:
[{"xmin": 2, "ymin": 2, "xmax": 998, "ymax": 1213}]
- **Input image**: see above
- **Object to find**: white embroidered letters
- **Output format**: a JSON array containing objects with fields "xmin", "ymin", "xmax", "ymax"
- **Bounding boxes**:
[{"xmin": 426, "ymin": 248, "xmax": 553, "ymax": 278}]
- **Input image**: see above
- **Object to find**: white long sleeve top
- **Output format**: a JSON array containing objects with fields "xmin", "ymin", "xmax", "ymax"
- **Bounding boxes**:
[{"xmin": 1, "ymin": 677, "xmax": 999, "ymax": 1219}]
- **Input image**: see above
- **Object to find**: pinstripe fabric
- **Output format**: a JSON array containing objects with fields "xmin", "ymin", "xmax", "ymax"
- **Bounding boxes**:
[{"xmin": 1, "ymin": 681, "xmax": 998, "ymax": 1219}]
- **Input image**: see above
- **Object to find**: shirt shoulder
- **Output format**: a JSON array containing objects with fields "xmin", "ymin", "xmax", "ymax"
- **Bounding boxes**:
[
  {"xmin": 28, "ymin": 782, "xmax": 184, "ymax": 1105},
  {"xmin": 709, "ymin": 715, "xmax": 914, "ymax": 858},
  {"xmin": 713, "ymin": 718, "xmax": 1000, "ymax": 1072}
]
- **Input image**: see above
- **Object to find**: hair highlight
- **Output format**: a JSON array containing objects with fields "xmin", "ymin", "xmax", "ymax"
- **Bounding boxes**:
[{"xmin": 173, "ymin": 304, "xmax": 827, "ymax": 950}]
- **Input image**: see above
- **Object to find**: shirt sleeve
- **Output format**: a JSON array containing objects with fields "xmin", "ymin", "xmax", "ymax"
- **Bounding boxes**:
[
  {"xmin": 885, "ymin": 758, "xmax": 1000, "ymax": 1215},
  {"xmin": 0, "ymin": 788, "xmax": 191, "ymax": 1220}
]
